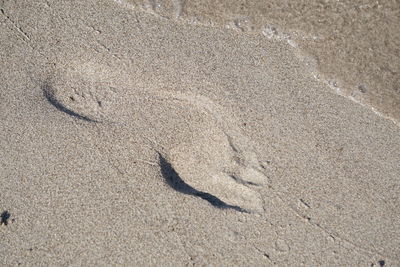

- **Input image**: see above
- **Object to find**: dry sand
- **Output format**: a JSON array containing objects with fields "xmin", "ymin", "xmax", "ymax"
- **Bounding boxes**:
[{"xmin": 0, "ymin": 0, "xmax": 399, "ymax": 266}]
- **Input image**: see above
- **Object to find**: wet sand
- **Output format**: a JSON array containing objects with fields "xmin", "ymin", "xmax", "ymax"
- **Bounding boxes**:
[
  {"xmin": 1, "ymin": 0, "xmax": 399, "ymax": 266},
  {"xmin": 128, "ymin": 0, "xmax": 400, "ymax": 124}
]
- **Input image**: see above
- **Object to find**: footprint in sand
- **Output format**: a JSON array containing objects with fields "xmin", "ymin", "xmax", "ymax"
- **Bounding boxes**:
[
  {"xmin": 153, "ymin": 90, "xmax": 268, "ymax": 213},
  {"xmin": 41, "ymin": 62, "xmax": 268, "ymax": 213},
  {"xmin": 41, "ymin": 62, "xmax": 121, "ymax": 123}
]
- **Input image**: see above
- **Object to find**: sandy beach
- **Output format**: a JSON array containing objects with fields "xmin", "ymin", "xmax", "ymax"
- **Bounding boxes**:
[{"xmin": 1, "ymin": 0, "xmax": 399, "ymax": 266}]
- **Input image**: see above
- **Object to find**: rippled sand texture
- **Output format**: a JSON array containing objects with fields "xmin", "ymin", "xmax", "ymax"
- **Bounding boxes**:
[{"xmin": 127, "ymin": 0, "xmax": 400, "ymax": 124}]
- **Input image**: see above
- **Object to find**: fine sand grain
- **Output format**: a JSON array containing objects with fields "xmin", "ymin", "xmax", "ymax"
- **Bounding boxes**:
[
  {"xmin": 1, "ymin": 0, "xmax": 399, "ymax": 266},
  {"xmin": 126, "ymin": 0, "xmax": 400, "ymax": 124}
]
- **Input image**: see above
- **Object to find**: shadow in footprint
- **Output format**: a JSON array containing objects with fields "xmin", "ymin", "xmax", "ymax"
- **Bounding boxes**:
[
  {"xmin": 42, "ymin": 83, "xmax": 99, "ymax": 123},
  {"xmin": 158, "ymin": 153, "xmax": 249, "ymax": 213}
]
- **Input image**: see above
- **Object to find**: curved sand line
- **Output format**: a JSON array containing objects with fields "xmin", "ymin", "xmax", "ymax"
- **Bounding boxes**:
[
  {"xmin": 158, "ymin": 152, "xmax": 248, "ymax": 213},
  {"xmin": 42, "ymin": 82, "xmax": 100, "ymax": 123},
  {"xmin": 40, "ymin": 61, "xmax": 122, "ymax": 123}
]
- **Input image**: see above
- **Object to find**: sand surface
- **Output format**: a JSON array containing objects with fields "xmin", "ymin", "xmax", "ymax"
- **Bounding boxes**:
[
  {"xmin": 1, "ymin": 0, "xmax": 399, "ymax": 266},
  {"xmin": 128, "ymin": 0, "xmax": 400, "ymax": 124}
]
